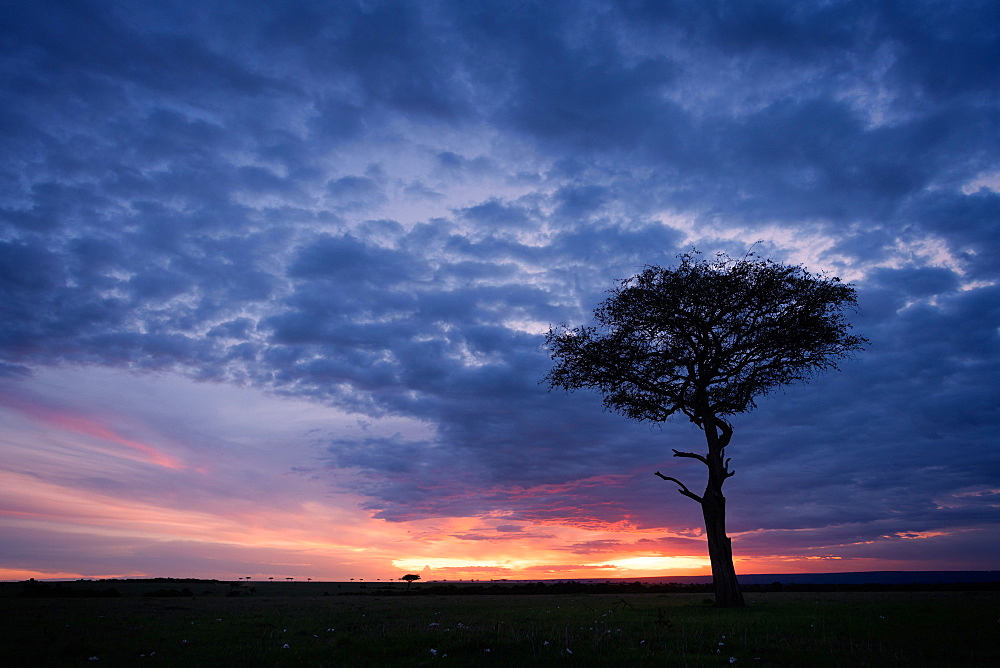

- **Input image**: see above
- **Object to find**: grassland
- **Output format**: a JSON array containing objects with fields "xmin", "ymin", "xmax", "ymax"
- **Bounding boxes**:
[{"xmin": 1, "ymin": 580, "xmax": 997, "ymax": 666}]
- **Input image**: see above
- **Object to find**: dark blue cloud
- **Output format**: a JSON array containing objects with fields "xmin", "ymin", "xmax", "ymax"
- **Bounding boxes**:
[{"xmin": 458, "ymin": 199, "xmax": 532, "ymax": 229}]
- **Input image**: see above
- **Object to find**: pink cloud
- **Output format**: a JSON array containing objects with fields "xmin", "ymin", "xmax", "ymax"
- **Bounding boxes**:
[{"xmin": 0, "ymin": 392, "xmax": 186, "ymax": 470}]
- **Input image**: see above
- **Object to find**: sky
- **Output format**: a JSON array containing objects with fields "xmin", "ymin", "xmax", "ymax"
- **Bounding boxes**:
[{"xmin": 1, "ymin": 0, "xmax": 998, "ymax": 583}]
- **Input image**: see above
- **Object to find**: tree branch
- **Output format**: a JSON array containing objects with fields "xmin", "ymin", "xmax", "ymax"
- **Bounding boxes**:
[
  {"xmin": 723, "ymin": 457, "xmax": 735, "ymax": 478},
  {"xmin": 715, "ymin": 418, "xmax": 733, "ymax": 448},
  {"xmin": 654, "ymin": 471, "xmax": 703, "ymax": 503},
  {"xmin": 671, "ymin": 449, "xmax": 708, "ymax": 466}
]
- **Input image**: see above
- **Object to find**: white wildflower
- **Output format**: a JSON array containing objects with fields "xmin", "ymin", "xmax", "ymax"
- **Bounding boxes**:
[
  {"xmin": 429, "ymin": 649, "xmax": 437, "ymax": 656},
  {"xmin": 282, "ymin": 644, "xmax": 290, "ymax": 649},
  {"xmin": 729, "ymin": 657, "xmax": 738, "ymax": 664}
]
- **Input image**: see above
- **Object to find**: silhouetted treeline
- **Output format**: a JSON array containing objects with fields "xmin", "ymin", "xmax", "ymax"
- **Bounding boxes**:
[
  {"xmin": 746, "ymin": 581, "xmax": 1000, "ymax": 593},
  {"xmin": 91, "ymin": 577, "xmax": 220, "ymax": 583},
  {"xmin": 14, "ymin": 577, "xmax": 997, "ymax": 599},
  {"xmin": 348, "ymin": 580, "xmax": 1000, "ymax": 596},
  {"xmin": 17, "ymin": 579, "xmax": 120, "ymax": 598}
]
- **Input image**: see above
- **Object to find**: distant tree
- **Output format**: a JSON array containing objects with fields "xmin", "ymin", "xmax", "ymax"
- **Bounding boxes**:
[
  {"xmin": 286, "ymin": 577, "xmax": 293, "ymax": 582},
  {"xmin": 401, "ymin": 574, "xmax": 421, "ymax": 591},
  {"xmin": 545, "ymin": 251, "xmax": 866, "ymax": 607}
]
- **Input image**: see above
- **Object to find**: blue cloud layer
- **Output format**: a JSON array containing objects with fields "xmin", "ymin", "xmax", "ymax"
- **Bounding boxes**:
[{"xmin": 2, "ymin": 0, "xmax": 998, "ymax": 567}]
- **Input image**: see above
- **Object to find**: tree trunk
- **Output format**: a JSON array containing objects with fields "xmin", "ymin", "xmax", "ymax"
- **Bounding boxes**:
[
  {"xmin": 701, "ymin": 489, "xmax": 744, "ymax": 607},
  {"xmin": 700, "ymin": 410, "xmax": 744, "ymax": 608},
  {"xmin": 659, "ymin": 406, "xmax": 745, "ymax": 607}
]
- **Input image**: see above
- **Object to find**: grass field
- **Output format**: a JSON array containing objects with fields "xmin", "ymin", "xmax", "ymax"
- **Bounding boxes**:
[{"xmin": 1, "ymin": 580, "xmax": 997, "ymax": 666}]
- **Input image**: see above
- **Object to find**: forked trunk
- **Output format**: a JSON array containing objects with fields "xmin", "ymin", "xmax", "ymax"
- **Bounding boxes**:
[{"xmin": 701, "ymin": 490, "xmax": 744, "ymax": 607}]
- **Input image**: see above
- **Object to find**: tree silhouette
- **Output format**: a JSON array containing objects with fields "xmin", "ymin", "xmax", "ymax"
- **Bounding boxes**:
[
  {"xmin": 545, "ymin": 251, "xmax": 866, "ymax": 607},
  {"xmin": 400, "ymin": 574, "xmax": 420, "ymax": 591}
]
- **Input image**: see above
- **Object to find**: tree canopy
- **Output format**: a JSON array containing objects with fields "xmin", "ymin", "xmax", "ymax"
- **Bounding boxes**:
[{"xmin": 545, "ymin": 251, "xmax": 866, "ymax": 428}]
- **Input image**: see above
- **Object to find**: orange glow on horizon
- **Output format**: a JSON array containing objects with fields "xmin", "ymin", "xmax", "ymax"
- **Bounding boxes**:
[
  {"xmin": 1, "ymin": 462, "xmax": 724, "ymax": 581},
  {"xmin": 1, "ymin": 391, "xmax": 979, "ymax": 583},
  {"xmin": 2, "ymin": 461, "xmax": 964, "ymax": 583}
]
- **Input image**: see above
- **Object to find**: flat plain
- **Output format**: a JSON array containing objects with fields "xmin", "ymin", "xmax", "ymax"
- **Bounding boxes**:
[{"xmin": 1, "ymin": 580, "xmax": 997, "ymax": 666}]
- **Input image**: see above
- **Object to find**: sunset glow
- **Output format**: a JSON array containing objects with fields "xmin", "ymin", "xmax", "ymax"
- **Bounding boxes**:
[{"xmin": 2, "ymin": 367, "xmax": 994, "ymax": 582}]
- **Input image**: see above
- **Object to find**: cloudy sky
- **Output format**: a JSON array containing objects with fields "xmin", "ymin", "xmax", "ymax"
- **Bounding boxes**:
[{"xmin": 2, "ymin": 0, "xmax": 998, "ymax": 582}]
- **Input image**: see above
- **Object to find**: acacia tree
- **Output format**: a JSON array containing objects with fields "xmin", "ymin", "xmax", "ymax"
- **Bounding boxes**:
[
  {"xmin": 545, "ymin": 251, "xmax": 866, "ymax": 607},
  {"xmin": 401, "ymin": 573, "xmax": 421, "ymax": 591}
]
